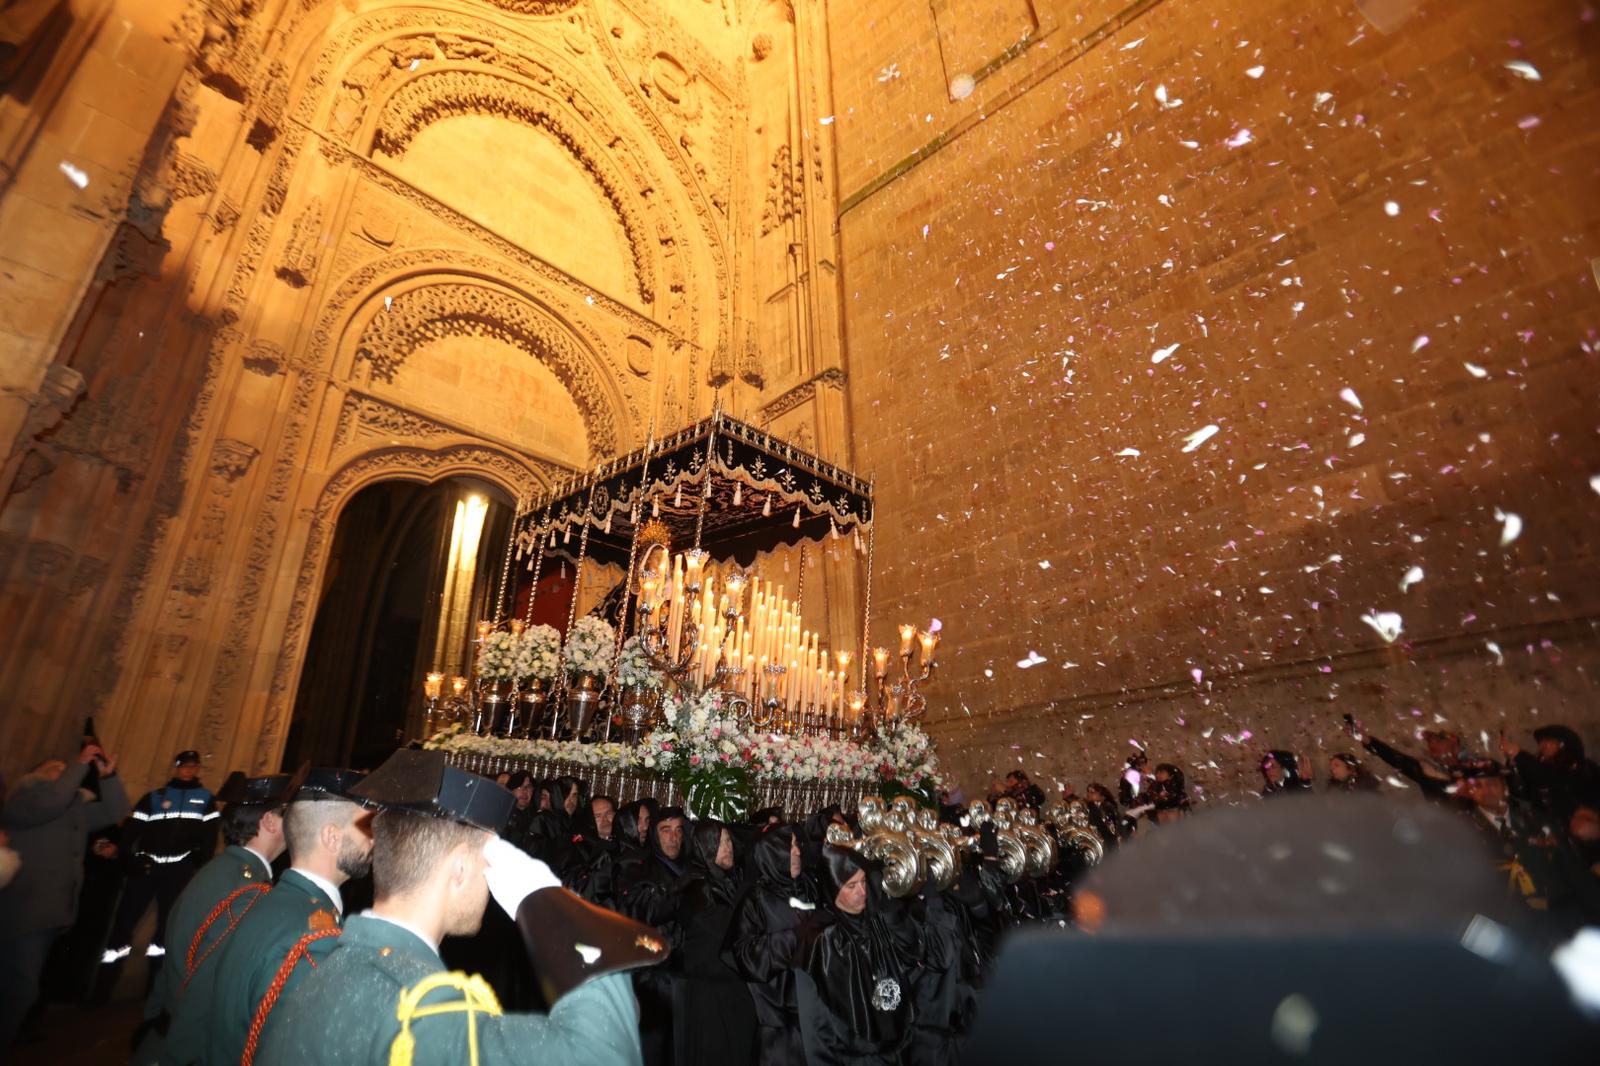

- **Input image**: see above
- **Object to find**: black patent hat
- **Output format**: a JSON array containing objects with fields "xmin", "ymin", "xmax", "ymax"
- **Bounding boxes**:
[
  {"xmin": 295, "ymin": 767, "xmax": 368, "ymax": 802},
  {"xmin": 350, "ymin": 749, "xmax": 512, "ymax": 833},
  {"xmin": 174, "ymin": 750, "xmax": 201, "ymax": 766},
  {"xmin": 215, "ymin": 770, "xmax": 299, "ymax": 807}
]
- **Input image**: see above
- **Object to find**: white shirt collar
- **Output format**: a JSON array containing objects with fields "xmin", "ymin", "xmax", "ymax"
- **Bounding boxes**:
[
  {"xmin": 242, "ymin": 845, "xmax": 272, "ymax": 872},
  {"xmin": 360, "ymin": 910, "xmax": 440, "ymax": 956},
  {"xmin": 289, "ymin": 867, "xmax": 345, "ymax": 916}
]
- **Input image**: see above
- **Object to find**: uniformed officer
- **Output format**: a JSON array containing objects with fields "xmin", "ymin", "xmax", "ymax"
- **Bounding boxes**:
[
  {"xmin": 133, "ymin": 772, "xmax": 292, "ymax": 1065},
  {"xmin": 97, "ymin": 751, "xmax": 220, "ymax": 998},
  {"xmin": 163, "ymin": 768, "xmax": 370, "ymax": 1066},
  {"xmin": 254, "ymin": 749, "xmax": 669, "ymax": 1066}
]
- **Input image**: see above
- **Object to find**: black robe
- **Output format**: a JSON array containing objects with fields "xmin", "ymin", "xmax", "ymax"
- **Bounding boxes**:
[
  {"xmin": 726, "ymin": 827, "xmax": 814, "ymax": 1066},
  {"xmin": 673, "ymin": 824, "xmax": 758, "ymax": 1065}
]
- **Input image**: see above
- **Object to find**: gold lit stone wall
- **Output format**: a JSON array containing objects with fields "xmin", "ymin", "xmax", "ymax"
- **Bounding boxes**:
[
  {"xmin": 828, "ymin": 0, "xmax": 1600, "ymax": 799},
  {"xmin": 0, "ymin": 0, "xmax": 857, "ymax": 790}
]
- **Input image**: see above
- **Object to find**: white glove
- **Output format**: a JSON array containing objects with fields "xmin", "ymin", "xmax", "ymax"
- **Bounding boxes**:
[{"xmin": 483, "ymin": 836, "xmax": 561, "ymax": 917}]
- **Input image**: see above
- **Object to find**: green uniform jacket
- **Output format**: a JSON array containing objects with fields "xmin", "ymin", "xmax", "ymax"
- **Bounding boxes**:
[
  {"xmin": 254, "ymin": 914, "xmax": 642, "ymax": 1066},
  {"xmin": 164, "ymin": 868, "xmax": 340, "ymax": 1066},
  {"xmin": 138, "ymin": 845, "xmax": 272, "ymax": 1061}
]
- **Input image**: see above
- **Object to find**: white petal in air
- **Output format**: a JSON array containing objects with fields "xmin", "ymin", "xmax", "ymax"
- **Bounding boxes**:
[
  {"xmin": 1400, "ymin": 566, "xmax": 1424, "ymax": 592},
  {"xmin": 1411, "ymin": 335, "xmax": 1429, "ymax": 353},
  {"xmin": 1152, "ymin": 342, "xmax": 1180, "ymax": 364},
  {"xmin": 59, "ymin": 161, "xmax": 89, "ymax": 188},
  {"xmin": 1017, "ymin": 651, "xmax": 1047, "ymax": 669},
  {"xmin": 1464, "ymin": 362, "xmax": 1488, "ymax": 378},
  {"xmin": 1246, "ymin": 66, "xmax": 1265, "ymax": 79},
  {"xmin": 1339, "ymin": 387, "xmax": 1363, "ymax": 410},
  {"xmin": 1181, "ymin": 425, "xmax": 1219, "ymax": 452},
  {"xmin": 1495, "ymin": 508, "xmax": 1523, "ymax": 546},
  {"xmin": 1503, "ymin": 60, "xmax": 1541, "ymax": 81},
  {"xmin": 1384, "ymin": 201, "xmax": 1400, "ymax": 217},
  {"xmin": 1590, "ymin": 474, "xmax": 1600, "ymax": 496},
  {"xmin": 1360, "ymin": 611, "xmax": 1404, "ymax": 644},
  {"xmin": 1115, "ymin": 447, "xmax": 1141, "ymax": 457},
  {"xmin": 1226, "ymin": 128, "xmax": 1253, "ymax": 148}
]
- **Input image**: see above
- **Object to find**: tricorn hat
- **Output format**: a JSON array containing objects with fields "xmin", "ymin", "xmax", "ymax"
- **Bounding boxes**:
[
  {"xmin": 350, "ymin": 749, "xmax": 511, "ymax": 833},
  {"xmin": 294, "ymin": 766, "xmax": 368, "ymax": 803},
  {"xmin": 215, "ymin": 770, "xmax": 300, "ymax": 808}
]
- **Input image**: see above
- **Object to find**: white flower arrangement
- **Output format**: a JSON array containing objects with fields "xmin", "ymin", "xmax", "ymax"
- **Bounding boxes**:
[
  {"xmin": 563, "ymin": 616, "xmax": 618, "ymax": 679},
  {"xmin": 474, "ymin": 629, "xmax": 519, "ymax": 681},
  {"xmin": 422, "ymin": 688, "xmax": 944, "ymax": 790},
  {"xmin": 513, "ymin": 624, "xmax": 561, "ymax": 683},
  {"xmin": 615, "ymin": 636, "xmax": 665, "ymax": 691}
]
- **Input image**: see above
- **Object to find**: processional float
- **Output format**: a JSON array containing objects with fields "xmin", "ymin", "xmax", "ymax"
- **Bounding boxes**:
[{"xmin": 420, "ymin": 408, "xmax": 946, "ymax": 818}]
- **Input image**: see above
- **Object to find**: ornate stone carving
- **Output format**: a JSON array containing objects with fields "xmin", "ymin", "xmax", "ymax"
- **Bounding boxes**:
[
  {"xmin": 353, "ymin": 282, "xmax": 619, "ymax": 459},
  {"xmin": 169, "ymin": 151, "xmax": 219, "ymax": 202},
  {"xmin": 332, "ymin": 394, "xmax": 453, "ymax": 453},
  {"xmin": 739, "ymin": 322, "xmax": 765, "ymax": 389},
  {"xmin": 242, "ymin": 340, "xmax": 284, "ymax": 376},
  {"xmin": 275, "ymin": 197, "xmax": 323, "ymax": 288},
  {"xmin": 763, "ymin": 368, "xmax": 845, "ymax": 420},
  {"xmin": 479, "ymin": 1, "xmax": 581, "ymax": 14},
  {"xmin": 247, "ymin": 59, "xmax": 289, "ymax": 149},
  {"xmin": 209, "ymin": 438, "xmax": 259, "ymax": 482},
  {"xmin": 369, "ymin": 68, "xmax": 656, "ymax": 304},
  {"xmin": 760, "ymin": 144, "xmax": 801, "ymax": 235},
  {"xmin": 209, "ymin": 196, "xmax": 242, "ymax": 233}
]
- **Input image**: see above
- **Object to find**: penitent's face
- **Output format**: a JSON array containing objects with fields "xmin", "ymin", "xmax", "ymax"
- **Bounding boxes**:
[{"xmin": 592, "ymin": 799, "xmax": 615, "ymax": 839}]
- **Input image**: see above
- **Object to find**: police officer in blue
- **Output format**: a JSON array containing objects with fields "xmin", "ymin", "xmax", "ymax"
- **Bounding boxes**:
[
  {"xmin": 254, "ymin": 749, "xmax": 669, "ymax": 1066},
  {"xmin": 97, "ymin": 750, "xmax": 219, "ymax": 999}
]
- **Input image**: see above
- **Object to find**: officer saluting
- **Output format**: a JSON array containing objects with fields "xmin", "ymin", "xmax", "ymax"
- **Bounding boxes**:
[
  {"xmin": 253, "ymin": 750, "xmax": 668, "ymax": 1066},
  {"xmin": 135, "ymin": 772, "xmax": 294, "ymax": 1064}
]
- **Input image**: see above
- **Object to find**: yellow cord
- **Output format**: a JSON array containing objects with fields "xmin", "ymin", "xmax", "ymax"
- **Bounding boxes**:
[{"xmin": 390, "ymin": 971, "xmax": 504, "ymax": 1066}]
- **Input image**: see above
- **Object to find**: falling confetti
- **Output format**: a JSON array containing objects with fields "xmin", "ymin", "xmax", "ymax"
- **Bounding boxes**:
[
  {"xmin": 1245, "ymin": 65, "xmax": 1265, "ymax": 78},
  {"xmin": 1503, "ymin": 60, "xmax": 1542, "ymax": 81},
  {"xmin": 950, "ymin": 74, "xmax": 975, "ymax": 100},
  {"xmin": 1360, "ymin": 611, "xmax": 1404, "ymax": 643},
  {"xmin": 1339, "ymin": 387, "xmax": 1363, "ymax": 411},
  {"xmin": 1411, "ymin": 335, "xmax": 1430, "ymax": 353},
  {"xmin": 1384, "ymin": 200, "xmax": 1401, "ymax": 217},
  {"xmin": 1464, "ymin": 362, "xmax": 1488, "ymax": 378},
  {"xmin": 1151, "ymin": 343, "xmax": 1180, "ymax": 364},
  {"xmin": 1590, "ymin": 474, "xmax": 1600, "ymax": 496},
  {"xmin": 1017, "ymin": 651, "xmax": 1047, "ymax": 669},
  {"xmin": 1115, "ymin": 447, "xmax": 1142, "ymax": 457},
  {"xmin": 58, "ymin": 161, "xmax": 88, "ymax": 188},
  {"xmin": 1226, "ymin": 127, "xmax": 1253, "ymax": 148},
  {"xmin": 1494, "ymin": 508, "xmax": 1523, "ymax": 546},
  {"xmin": 1400, "ymin": 566, "xmax": 1424, "ymax": 592},
  {"xmin": 1181, "ymin": 424, "xmax": 1220, "ymax": 452}
]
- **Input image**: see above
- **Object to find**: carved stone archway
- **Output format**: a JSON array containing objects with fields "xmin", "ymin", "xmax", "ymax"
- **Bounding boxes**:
[
  {"xmin": 251, "ymin": 442, "xmax": 552, "ymax": 771},
  {"xmin": 351, "ymin": 278, "xmax": 623, "ymax": 460},
  {"xmin": 368, "ymin": 67, "xmax": 657, "ymax": 305}
]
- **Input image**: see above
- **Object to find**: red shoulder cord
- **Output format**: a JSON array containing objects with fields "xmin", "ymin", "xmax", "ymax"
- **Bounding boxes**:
[
  {"xmin": 184, "ymin": 883, "xmax": 271, "ymax": 987},
  {"xmin": 240, "ymin": 927, "xmax": 343, "ymax": 1066}
]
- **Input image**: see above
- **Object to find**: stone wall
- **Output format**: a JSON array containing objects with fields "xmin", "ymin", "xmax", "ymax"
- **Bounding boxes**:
[{"xmin": 829, "ymin": 0, "xmax": 1600, "ymax": 799}]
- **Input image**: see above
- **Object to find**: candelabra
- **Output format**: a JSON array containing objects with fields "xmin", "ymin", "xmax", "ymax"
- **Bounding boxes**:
[
  {"xmin": 860, "ymin": 622, "xmax": 941, "ymax": 736},
  {"xmin": 422, "ymin": 672, "xmax": 473, "ymax": 736}
]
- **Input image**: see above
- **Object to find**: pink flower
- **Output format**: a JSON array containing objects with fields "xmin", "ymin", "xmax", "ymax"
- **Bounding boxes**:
[{"xmin": 690, "ymin": 754, "xmax": 702, "ymax": 767}]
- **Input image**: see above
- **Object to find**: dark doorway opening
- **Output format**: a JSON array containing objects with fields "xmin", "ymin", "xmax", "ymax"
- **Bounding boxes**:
[{"xmin": 282, "ymin": 477, "xmax": 513, "ymax": 771}]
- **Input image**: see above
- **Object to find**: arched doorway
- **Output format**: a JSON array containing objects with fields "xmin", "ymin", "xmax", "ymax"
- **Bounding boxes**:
[{"xmin": 281, "ymin": 476, "xmax": 515, "ymax": 771}]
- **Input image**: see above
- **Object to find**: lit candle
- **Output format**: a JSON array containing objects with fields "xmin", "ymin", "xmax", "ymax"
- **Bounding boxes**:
[
  {"xmin": 919, "ymin": 631, "xmax": 937, "ymax": 664},
  {"xmin": 477, "ymin": 621, "xmax": 494, "ymax": 641},
  {"xmin": 424, "ymin": 672, "xmax": 444, "ymax": 700},
  {"xmin": 898, "ymin": 623, "xmax": 916, "ymax": 656},
  {"xmin": 509, "ymin": 619, "xmax": 525, "ymax": 636},
  {"xmin": 849, "ymin": 691, "xmax": 866, "ymax": 721},
  {"xmin": 873, "ymin": 647, "xmax": 891, "ymax": 679},
  {"xmin": 451, "ymin": 676, "xmax": 468, "ymax": 696}
]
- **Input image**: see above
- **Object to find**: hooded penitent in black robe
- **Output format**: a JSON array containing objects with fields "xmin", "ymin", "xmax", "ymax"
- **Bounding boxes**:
[
  {"xmin": 673, "ymin": 820, "xmax": 758, "ymax": 1064},
  {"xmin": 620, "ymin": 808, "xmax": 693, "ymax": 1066},
  {"xmin": 794, "ymin": 847, "xmax": 915, "ymax": 1066},
  {"xmin": 725, "ymin": 825, "xmax": 815, "ymax": 1066},
  {"xmin": 561, "ymin": 803, "xmax": 621, "ymax": 907}
]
